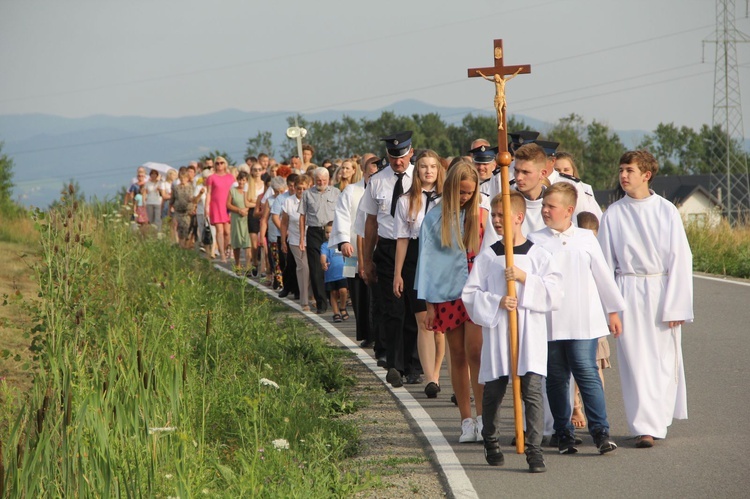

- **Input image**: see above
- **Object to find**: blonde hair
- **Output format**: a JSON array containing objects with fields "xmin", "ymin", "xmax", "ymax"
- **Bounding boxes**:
[
  {"xmin": 491, "ymin": 191, "xmax": 526, "ymax": 217},
  {"xmin": 543, "ymin": 182, "xmax": 578, "ymax": 207},
  {"xmin": 407, "ymin": 150, "xmax": 444, "ymax": 220},
  {"xmin": 440, "ymin": 160, "xmax": 480, "ymax": 253}
]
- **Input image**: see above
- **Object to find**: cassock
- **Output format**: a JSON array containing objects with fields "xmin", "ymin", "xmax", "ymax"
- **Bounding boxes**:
[
  {"xmin": 462, "ymin": 239, "xmax": 562, "ymax": 383},
  {"xmin": 598, "ymin": 192, "xmax": 694, "ymax": 438},
  {"xmin": 529, "ymin": 226, "xmax": 625, "ymax": 341}
]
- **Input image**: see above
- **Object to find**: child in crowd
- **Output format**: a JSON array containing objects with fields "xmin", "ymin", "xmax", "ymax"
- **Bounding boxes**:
[
  {"xmin": 463, "ymin": 192, "xmax": 562, "ymax": 473},
  {"xmin": 597, "ymin": 150, "xmax": 693, "ymax": 448},
  {"xmin": 134, "ymin": 185, "xmax": 148, "ymax": 226},
  {"xmin": 416, "ymin": 160, "xmax": 497, "ymax": 443},
  {"xmin": 570, "ymin": 211, "xmax": 612, "ymax": 428},
  {"xmin": 321, "ymin": 221, "xmax": 349, "ymax": 322},
  {"xmin": 529, "ymin": 183, "xmax": 624, "ymax": 455},
  {"xmin": 393, "ymin": 150, "xmax": 445, "ymax": 397},
  {"xmin": 227, "ymin": 171, "xmax": 252, "ymax": 273}
]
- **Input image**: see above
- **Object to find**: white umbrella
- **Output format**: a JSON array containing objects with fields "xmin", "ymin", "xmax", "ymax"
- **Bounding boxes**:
[{"xmin": 141, "ymin": 162, "xmax": 176, "ymax": 177}]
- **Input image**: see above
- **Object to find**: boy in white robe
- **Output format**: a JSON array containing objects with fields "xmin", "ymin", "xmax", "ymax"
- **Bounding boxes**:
[
  {"xmin": 598, "ymin": 150, "xmax": 693, "ymax": 448},
  {"xmin": 529, "ymin": 183, "xmax": 625, "ymax": 455},
  {"xmin": 463, "ymin": 192, "xmax": 562, "ymax": 473}
]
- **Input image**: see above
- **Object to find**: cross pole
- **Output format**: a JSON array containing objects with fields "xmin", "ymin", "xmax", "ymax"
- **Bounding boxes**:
[{"xmin": 468, "ymin": 39, "xmax": 531, "ymax": 455}]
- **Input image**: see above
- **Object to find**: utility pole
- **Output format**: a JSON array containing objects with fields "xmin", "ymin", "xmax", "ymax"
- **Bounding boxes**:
[{"xmin": 704, "ymin": 0, "xmax": 750, "ymax": 224}]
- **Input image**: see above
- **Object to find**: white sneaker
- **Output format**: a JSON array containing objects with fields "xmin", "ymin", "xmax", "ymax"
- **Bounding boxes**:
[
  {"xmin": 475, "ymin": 416, "xmax": 484, "ymax": 442},
  {"xmin": 459, "ymin": 418, "xmax": 477, "ymax": 443}
]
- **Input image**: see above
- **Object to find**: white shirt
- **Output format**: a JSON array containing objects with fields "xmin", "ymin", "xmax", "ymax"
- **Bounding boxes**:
[
  {"xmin": 330, "ymin": 180, "xmax": 365, "ymax": 250},
  {"xmin": 282, "ymin": 195, "xmax": 303, "ymax": 246},
  {"xmin": 394, "ymin": 191, "xmax": 441, "ymax": 240},
  {"xmin": 529, "ymin": 226, "xmax": 625, "ymax": 341},
  {"xmin": 360, "ymin": 164, "xmax": 415, "ymax": 239}
]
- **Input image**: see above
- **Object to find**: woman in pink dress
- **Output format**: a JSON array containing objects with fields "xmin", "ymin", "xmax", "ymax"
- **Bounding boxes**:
[{"xmin": 205, "ymin": 157, "xmax": 236, "ymax": 263}]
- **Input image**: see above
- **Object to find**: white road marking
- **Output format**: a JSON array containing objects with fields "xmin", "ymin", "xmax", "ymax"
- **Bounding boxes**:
[
  {"xmin": 215, "ymin": 265, "xmax": 479, "ymax": 499},
  {"xmin": 694, "ymin": 273, "xmax": 750, "ymax": 287}
]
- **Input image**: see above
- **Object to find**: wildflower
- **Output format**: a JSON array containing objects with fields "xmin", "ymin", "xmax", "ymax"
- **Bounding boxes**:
[
  {"xmin": 272, "ymin": 438, "xmax": 290, "ymax": 451},
  {"xmin": 258, "ymin": 447, "xmax": 264, "ymax": 453},
  {"xmin": 170, "ymin": 324, "xmax": 175, "ymax": 330},
  {"xmin": 165, "ymin": 474, "xmax": 173, "ymax": 479},
  {"xmin": 259, "ymin": 378, "xmax": 279, "ymax": 390},
  {"xmin": 170, "ymin": 354, "xmax": 175, "ymax": 360},
  {"xmin": 202, "ymin": 489, "xmax": 210, "ymax": 495},
  {"xmin": 148, "ymin": 426, "xmax": 177, "ymax": 435},
  {"xmin": 283, "ymin": 417, "xmax": 289, "ymax": 423}
]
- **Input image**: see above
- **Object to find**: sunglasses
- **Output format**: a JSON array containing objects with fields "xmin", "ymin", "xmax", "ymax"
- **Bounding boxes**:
[{"xmin": 215, "ymin": 161, "xmax": 226, "ymax": 165}]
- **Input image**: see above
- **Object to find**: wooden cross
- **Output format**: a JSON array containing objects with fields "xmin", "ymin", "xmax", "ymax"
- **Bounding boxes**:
[
  {"xmin": 467, "ymin": 39, "xmax": 531, "ymax": 152},
  {"xmin": 468, "ymin": 39, "xmax": 531, "ymax": 456}
]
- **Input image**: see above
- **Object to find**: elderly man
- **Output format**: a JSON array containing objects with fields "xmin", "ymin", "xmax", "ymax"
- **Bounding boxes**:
[
  {"xmin": 298, "ymin": 167, "xmax": 340, "ymax": 314},
  {"xmin": 361, "ymin": 131, "xmax": 422, "ymax": 388}
]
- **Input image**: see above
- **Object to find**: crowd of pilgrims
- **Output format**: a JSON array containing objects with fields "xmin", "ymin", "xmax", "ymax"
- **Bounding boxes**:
[{"xmin": 124, "ymin": 130, "xmax": 693, "ymax": 473}]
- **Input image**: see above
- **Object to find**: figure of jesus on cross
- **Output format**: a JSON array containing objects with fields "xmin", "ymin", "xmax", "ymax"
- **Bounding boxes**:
[
  {"xmin": 477, "ymin": 68, "xmax": 523, "ymax": 131},
  {"xmin": 467, "ymin": 40, "xmax": 531, "ymax": 150}
]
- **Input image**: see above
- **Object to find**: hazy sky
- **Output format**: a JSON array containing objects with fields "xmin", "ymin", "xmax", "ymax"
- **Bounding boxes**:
[{"xmin": 1, "ymin": 0, "xmax": 749, "ymax": 132}]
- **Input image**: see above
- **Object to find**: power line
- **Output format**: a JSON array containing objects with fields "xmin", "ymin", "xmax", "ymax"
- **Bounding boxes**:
[{"xmin": 0, "ymin": 1, "xmax": 561, "ymax": 105}]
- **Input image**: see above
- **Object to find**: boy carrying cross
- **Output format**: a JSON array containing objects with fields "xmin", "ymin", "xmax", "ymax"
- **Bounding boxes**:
[{"xmin": 463, "ymin": 192, "xmax": 563, "ymax": 473}]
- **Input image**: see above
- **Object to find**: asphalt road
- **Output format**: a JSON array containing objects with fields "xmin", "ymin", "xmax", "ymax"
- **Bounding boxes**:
[
  {"xmin": 395, "ymin": 274, "xmax": 750, "ymax": 498},
  {"xmin": 235, "ymin": 266, "xmax": 750, "ymax": 498}
]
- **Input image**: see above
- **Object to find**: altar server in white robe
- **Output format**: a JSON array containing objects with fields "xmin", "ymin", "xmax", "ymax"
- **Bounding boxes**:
[
  {"xmin": 463, "ymin": 192, "xmax": 562, "ymax": 472},
  {"xmin": 598, "ymin": 150, "xmax": 694, "ymax": 448},
  {"xmin": 529, "ymin": 183, "xmax": 624, "ymax": 456}
]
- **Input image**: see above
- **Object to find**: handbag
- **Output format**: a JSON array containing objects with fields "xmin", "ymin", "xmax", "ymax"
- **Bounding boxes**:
[{"xmin": 202, "ymin": 221, "xmax": 213, "ymax": 245}]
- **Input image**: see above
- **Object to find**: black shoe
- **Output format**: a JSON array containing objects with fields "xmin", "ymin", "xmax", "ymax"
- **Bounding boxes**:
[
  {"xmin": 593, "ymin": 431, "xmax": 618, "ymax": 454},
  {"xmin": 386, "ymin": 368, "xmax": 403, "ymax": 387},
  {"xmin": 527, "ymin": 452, "xmax": 546, "ymax": 473},
  {"xmin": 424, "ymin": 382, "xmax": 440, "ymax": 399},
  {"xmin": 293, "ymin": 293, "xmax": 300, "ymax": 300},
  {"xmin": 548, "ymin": 434, "xmax": 583, "ymax": 447},
  {"xmin": 316, "ymin": 306, "xmax": 327, "ymax": 315},
  {"xmin": 557, "ymin": 432, "xmax": 579, "ymax": 455},
  {"xmin": 359, "ymin": 340, "xmax": 373, "ymax": 348},
  {"xmin": 405, "ymin": 373, "xmax": 423, "ymax": 384},
  {"xmin": 376, "ymin": 356, "xmax": 387, "ymax": 368},
  {"xmin": 278, "ymin": 289, "xmax": 290, "ymax": 298},
  {"xmin": 272, "ymin": 280, "xmax": 280, "ymax": 290},
  {"xmin": 484, "ymin": 439, "xmax": 505, "ymax": 466},
  {"xmin": 451, "ymin": 393, "xmax": 458, "ymax": 405}
]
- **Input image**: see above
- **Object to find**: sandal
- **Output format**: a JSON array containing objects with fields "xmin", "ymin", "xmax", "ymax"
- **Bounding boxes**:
[
  {"xmin": 332, "ymin": 314, "xmax": 343, "ymax": 323},
  {"xmin": 341, "ymin": 309, "xmax": 350, "ymax": 320}
]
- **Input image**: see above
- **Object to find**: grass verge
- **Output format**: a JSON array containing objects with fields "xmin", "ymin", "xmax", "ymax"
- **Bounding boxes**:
[{"xmin": 0, "ymin": 198, "xmax": 376, "ymax": 497}]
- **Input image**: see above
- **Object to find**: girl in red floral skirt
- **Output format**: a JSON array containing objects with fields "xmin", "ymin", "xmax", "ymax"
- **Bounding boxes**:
[{"xmin": 416, "ymin": 160, "xmax": 495, "ymax": 443}]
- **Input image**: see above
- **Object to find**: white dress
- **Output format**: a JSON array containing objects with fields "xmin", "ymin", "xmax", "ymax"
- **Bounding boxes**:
[
  {"xmin": 598, "ymin": 192, "xmax": 694, "ymax": 438},
  {"xmin": 462, "ymin": 239, "xmax": 562, "ymax": 382}
]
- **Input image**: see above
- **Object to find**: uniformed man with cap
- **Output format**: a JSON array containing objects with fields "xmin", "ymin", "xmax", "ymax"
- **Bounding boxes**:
[
  {"xmin": 469, "ymin": 144, "xmax": 498, "ymax": 201},
  {"xmin": 361, "ymin": 131, "xmax": 421, "ymax": 388}
]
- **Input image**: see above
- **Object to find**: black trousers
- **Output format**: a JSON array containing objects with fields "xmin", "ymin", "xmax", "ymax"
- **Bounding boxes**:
[
  {"xmin": 305, "ymin": 226, "xmax": 327, "ymax": 310},
  {"xmin": 373, "ymin": 238, "xmax": 419, "ymax": 375},
  {"xmin": 348, "ymin": 274, "xmax": 370, "ymax": 341},
  {"xmin": 279, "ymin": 236, "xmax": 298, "ymax": 294}
]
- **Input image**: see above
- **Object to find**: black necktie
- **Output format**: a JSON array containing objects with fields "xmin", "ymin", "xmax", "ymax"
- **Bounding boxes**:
[
  {"xmin": 423, "ymin": 190, "xmax": 441, "ymax": 215},
  {"xmin": 390, "ymin": 173, "xmax": 405, "ymax": 217}
]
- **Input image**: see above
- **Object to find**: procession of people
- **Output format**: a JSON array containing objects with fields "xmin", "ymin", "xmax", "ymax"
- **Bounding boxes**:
[{"xmin": 125, "ymin": 130, "xmax": 694, "ymax": 474}]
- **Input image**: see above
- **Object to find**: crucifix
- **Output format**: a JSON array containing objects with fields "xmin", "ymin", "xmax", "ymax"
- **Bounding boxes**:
[
  {"xmin": 467, "ymin": 39, "xmax": 531, "ymax": 152},
  {"xmin": 468, "ymin": 39, "xmax": 531, "ymax": 455}
]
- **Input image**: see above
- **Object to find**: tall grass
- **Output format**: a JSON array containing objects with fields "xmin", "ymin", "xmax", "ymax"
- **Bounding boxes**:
[
  {"xmin": 1, "ymin": 188, "xmax": 369, "ymax": 496},
  {"xmin": 686, "ymin": 219, "xmax": 750, "ymax": 279}
]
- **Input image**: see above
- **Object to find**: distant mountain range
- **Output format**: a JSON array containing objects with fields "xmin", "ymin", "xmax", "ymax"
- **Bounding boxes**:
[{"xmin": 1, "ymin": 99, "xmax": 653, "ymax": 207}]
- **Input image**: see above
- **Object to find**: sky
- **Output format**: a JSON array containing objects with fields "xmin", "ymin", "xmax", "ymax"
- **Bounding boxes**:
[{"xmin": 1, "ymin": 0, "xmax": 749, "ymax": 133}]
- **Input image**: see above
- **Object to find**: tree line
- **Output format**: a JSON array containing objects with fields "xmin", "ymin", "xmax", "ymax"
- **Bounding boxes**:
[{"xmin": 244, "ymin": 112, "xmax": 750, "ymax": 191}]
